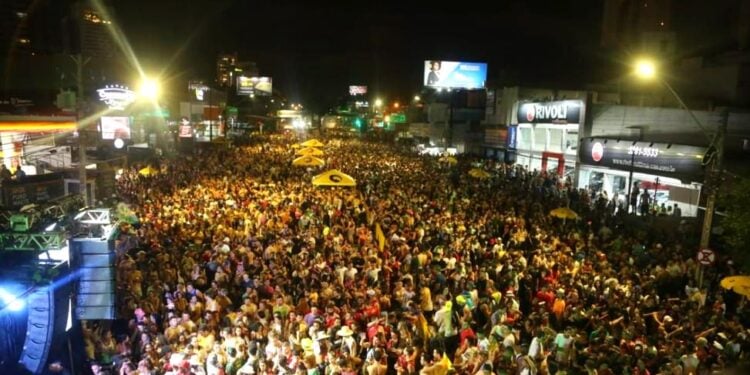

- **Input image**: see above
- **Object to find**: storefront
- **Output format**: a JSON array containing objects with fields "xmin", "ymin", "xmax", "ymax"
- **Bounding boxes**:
[
  {"xmin": 578, "ymin": 138, "xmax": 706, "ymax": 216},
  {"xmin": 513, "ymin": 100, "xmax": 584, "ymax": 176}
]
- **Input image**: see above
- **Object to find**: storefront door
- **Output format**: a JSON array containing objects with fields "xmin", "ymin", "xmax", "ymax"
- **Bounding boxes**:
[{"xmin": 541, "ymin": 151, "xmax": 565, "ymax": 176}]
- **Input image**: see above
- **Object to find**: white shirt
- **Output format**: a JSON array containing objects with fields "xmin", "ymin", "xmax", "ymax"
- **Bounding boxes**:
[{"xmin": 529, "ymin": 336, "xmax": 543, "ymax": 359}]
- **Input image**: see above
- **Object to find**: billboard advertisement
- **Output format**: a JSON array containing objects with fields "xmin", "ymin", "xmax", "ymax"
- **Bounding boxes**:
[
  {"xmin": 579, "ymin": 138, "xmax": 707, "ymax": 182},
  {"xmin": 100, "ymin": 116, "xmax": 131, "ymax": 140},
  {"xmin": 423, "ymin": 60, "xmax": 487, "ymax": 89},
  {"xmin": 237, "ymin": 76, "xmax": 272, "ymax": 96},
  {"xmin": 349, "ymin": 86, "xmax": 368, "ymax": 96}
]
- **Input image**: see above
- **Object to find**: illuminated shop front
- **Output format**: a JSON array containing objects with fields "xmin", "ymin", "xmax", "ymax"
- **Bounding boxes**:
[
  {"xmin": 578, "ymin": 138, "xmax": 706, "ymax": 216},
  {"xmin": 514, "ymin": 100, "xmax": 584, "ymax": 176}
]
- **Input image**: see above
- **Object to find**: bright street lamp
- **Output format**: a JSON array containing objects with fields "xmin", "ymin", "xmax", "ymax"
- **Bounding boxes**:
[
  {"xmin": 374, "ymin": 98, "xmax": 383, "ymax": 107},
  {"xmin": 393, "ymin": 102, "xmax": 400, "ymax": 109},
  {"xmin": 632, "ymin": 58, "xmax": 708, "ymax": 140},
  {"xmin": 634, "ymin": 59, "xmax": 656, "ymax": 80},
  {"xmin": 632, "ymin": 57, "xmax": 726, "ymax": 282},
  {"xmin": 414, "ymin": 95, "xmax": 421, "ymax": 102},
  {"xmin": 138, "ymin": 78, "xmax": 161, "ymax": 101}
]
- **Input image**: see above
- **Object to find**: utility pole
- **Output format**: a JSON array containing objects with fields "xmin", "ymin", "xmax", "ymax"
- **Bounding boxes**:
[
  {"xmin": 698, "ymin": 109, "xmax": 728, "ymax": 286},
  {"xmin": 71, "ymin": 54, "xmax": 91, "ymax": 205},
  {"xmin": 446, "ymin": 89, "xmax": 455, "ymax": 147}
]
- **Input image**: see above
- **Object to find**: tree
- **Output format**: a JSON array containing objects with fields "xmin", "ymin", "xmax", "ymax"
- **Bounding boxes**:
[{"xmin": 719, "ymin": 177, "xmax": 750, "ymax": 272}]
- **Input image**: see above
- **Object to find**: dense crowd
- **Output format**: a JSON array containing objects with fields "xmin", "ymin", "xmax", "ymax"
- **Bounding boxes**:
[{"xmin": 83, "ymin": 135, "xmax": 748, "ymax": 374}]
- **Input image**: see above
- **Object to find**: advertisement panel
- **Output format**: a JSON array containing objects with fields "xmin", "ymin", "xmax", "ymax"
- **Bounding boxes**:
[
  {"xmin": 97, "ymin": 85, "xmax": 136, "ymax": 110},
  {"xmin": 579, "ymin": 138, "xmax": 707, "ymax": 182},
  {"xmin": 423, "ymin": 60, "xmax": 487, "ymax": 89},
  {"xmin": 100, "ymin": 116, "xmax": 131, "ymax": 140},
  {"xmin": 507, "ymin": 126, "xmax": 518, "ymax": 149},
  {"xmin": 516, "ymin": 100, "xmax": 583, "ymax": 124},
  {"xmin": 237, "ymin": 76, "xmax": 272, "ymax": 96},
  {"xmin": 179, "ymin": 125, "xmax": 193, "ymax": 138},
  {"xmin": 349, "ymin": 86, "xmax": 368, "ymax": 96}
]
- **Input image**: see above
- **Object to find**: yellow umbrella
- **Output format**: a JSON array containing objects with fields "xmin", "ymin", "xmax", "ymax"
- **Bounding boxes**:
[
  {"xmin": 296, "ymin": 147, "xmax": 325, "ymax": 157},
  {"xmin": 721, "ymin": 276, "xmax": 750, "ymax": 291},
  {"xmin": 549, "ymin": 207, "xmax": 579, "ymax": 220},
  {"xmin": 439, "ymin": 156, "xmax": 458, "ymax": 165},
  {"xmin": 291, "ymin": 144, "xmax": 302, "ymax": 149},
  {"xmin": 312, "ymin": 169, "xmax": 356, "ymax": 187},
  {"xmin": 468, "ymin": 168, "xmax": 491, "ymax": 179},
  {"xmin": 292, "ymin": 156, "xmax": 325, "ymax": 167},
  {"xmin": 138, "ymin": 166, "xmax": 158, "ymax": 176},
  {"xmin": 300, "ymin": 139, "xmax": 325, "ymax": 148}
]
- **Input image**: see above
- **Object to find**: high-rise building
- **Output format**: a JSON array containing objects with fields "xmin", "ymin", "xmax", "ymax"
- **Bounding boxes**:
[
  {"xmin": 0, "ymin": 0, "xmax": 72, "ymax": 56},
  {"xmin": 68, "ymin": 0, "xmax": 117, "ymax": 59},
  {"xmin": 216, "ymin": 53, "xmax": 260, "ymax": 88},
  {"xmin": 216, "ymin": 53, "xmax": 237, "ymax": 87},
  {"xmin": 0, "ymin": 0, "xmax": 32, "ymax": 54}
]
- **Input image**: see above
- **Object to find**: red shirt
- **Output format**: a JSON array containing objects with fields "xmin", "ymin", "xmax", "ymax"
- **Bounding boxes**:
[{"xmin": 536, "ymin": 290, "xmax": 555, "ymax": 308}]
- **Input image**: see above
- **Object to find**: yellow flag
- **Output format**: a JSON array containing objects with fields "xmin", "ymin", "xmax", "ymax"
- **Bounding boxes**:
[{"xmin": 375, "ymin": 223, "xmax": 385, "ymax": 251}]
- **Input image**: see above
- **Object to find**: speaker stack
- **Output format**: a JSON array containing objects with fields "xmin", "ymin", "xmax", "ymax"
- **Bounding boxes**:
[{"xmin": 70, "ymin": 238, "xmax": 116, "ymax": 320}]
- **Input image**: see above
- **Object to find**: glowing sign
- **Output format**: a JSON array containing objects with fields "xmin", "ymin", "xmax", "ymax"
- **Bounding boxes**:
[{"xmin": 97, "ymin": 85, "xmax": 136, "ymax": 110}]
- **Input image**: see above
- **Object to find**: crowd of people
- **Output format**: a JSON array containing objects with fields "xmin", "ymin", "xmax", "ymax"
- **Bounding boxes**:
[{"xmin": 82, "ymin": 134, "xmax": 749, "ymax": 374}]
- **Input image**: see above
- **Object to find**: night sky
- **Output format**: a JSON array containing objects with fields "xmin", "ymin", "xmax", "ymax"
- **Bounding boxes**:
[{"xmin": 113, "ymin": 0, "xmax": 605, "ymax": 112}]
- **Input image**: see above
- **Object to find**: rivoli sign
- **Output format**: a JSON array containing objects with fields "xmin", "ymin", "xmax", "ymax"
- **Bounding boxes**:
[{"xmin": 516, "ymin": 100, "xmax": 583, "ymax": 124}]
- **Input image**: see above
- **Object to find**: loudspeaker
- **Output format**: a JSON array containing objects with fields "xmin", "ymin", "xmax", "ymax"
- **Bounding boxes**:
[
  {"xmin": 70, "ymin": 238, "xmax": 116, "ymax": 320},
  {"xmin": 19, "ymin": 288, "xmax": 54, "ymax": 374}
]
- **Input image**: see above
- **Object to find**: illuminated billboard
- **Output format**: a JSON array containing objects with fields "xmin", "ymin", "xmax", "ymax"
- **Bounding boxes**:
[
  {"xmin": 349, "ymin": 86, "xmax": 367, "ymax": 96},
  {"xmin": 237, "ymin": 76, "xmax": 272, "ymax": 96},
  {"xmin": 100, "ymin": 116, "xmax": 131, "ymax": 140},
  {"xmin": 423, "ymin": 60, "xmax": 487, "ymax": 89}
]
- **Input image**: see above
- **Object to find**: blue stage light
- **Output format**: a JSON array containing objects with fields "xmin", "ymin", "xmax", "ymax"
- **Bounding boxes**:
[{"xmin": 0, "ymin": 288, "xmax": 25, "ymax": 312}]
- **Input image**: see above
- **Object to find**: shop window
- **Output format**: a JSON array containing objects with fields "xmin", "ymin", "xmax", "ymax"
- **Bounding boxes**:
[
  {"xmin": 564, "ymin": 129, "xmax": 578, "ymax": 155},
  {"xmin": 533, "ymin": 128, "xmax": 546, "ymax": 152},
  {"xmin": 518, "ymin": 127, "xmax": 533, "ymax": 151},
  {"xmin": 613, "ymin": 175, "xmax": 627, "ymax": 195},
  {"xmin": 588, "ymin": 171, "xmax": 604, "ymax": 193},
  {"xmin": 548, "ymin": 128, "xmax": 563, "ymax": 152}
]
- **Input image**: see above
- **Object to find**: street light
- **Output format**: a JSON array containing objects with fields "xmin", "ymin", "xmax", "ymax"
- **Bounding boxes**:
[
  {"xmin": 138, "ymin": 77, "xmax": 161, "ymax": 101},
  {"xmin": 633, "ymin": 58, "xmax": 710, "ymax": 141},
  {"xmin": 374, "ymin": 98, "xmax": 383, "ymax": 108},
  {"xmin": 633, "ymin": 57, "xmax": 727, "ymax": 285},
  {"xmin": 414, "ymin": 95, "xmax": 421, "ymax": 102},
  {"xmin": 393, "ymin": 102, "xmax": 400, "ymax": 109},
  {"xmin": 634, "ymin": 59, "xmax": 656, "ymax": 80}
]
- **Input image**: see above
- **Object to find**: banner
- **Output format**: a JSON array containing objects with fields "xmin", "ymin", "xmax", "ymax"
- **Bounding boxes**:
[{"xmin": 376, "ymin": 223, "xmax": 385, "ymax": 252}]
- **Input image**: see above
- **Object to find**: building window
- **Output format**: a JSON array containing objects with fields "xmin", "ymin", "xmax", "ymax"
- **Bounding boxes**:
[
  {"xmin": 533, "ymin": 127, "xmax": 545, "ymax": 151},
  {"xmin": 548, "ymin": 128, "xmax": 563, "ymax": 153},
  {"xmin": 17, "ymin": 38, "xmax": 30, "ymax": 44},
  {"xmin": 518, "ymin": 126, "xmax": 533, "ymax": 151},
  {"xmin": 564, "ymin": 128, "xmax": 578, "ymax": 155},
  {"xmin": 16, "ymin": 12, "xmax": 27, "ymax": 18}
]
